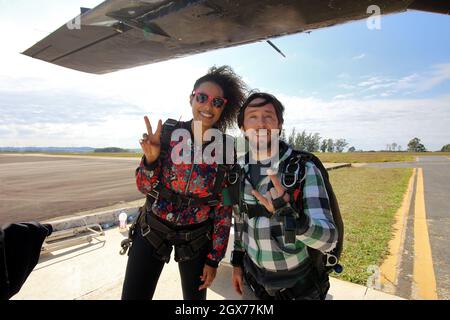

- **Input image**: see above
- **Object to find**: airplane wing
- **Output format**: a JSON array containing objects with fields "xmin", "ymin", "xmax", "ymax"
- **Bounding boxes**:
[{"xmin": 22, "ymin": 0, "xmax": 450, "ymax": 74}]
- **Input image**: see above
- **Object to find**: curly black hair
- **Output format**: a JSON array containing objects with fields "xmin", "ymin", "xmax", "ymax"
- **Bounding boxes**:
[{"xmin": 192, "ymin": 65, "xmax": 247, "ymax": 132}]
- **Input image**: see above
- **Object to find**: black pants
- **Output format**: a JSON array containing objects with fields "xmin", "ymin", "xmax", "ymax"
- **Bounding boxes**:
[{"xmin": 121, "ymin": 227, "xmax": 209, "ymax": 300}]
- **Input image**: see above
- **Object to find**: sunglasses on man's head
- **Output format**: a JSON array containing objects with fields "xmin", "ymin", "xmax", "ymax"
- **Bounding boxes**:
[{"xmin": 192, "ymin": 90, "xmax": 228, "ymax": 108}]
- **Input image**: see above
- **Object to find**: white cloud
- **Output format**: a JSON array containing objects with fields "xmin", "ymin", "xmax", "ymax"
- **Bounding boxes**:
[
  {"xmin": 358, "ymin": 76, "xmax": 391, "ymax": 88},
  {"xmin": 337, "ymin": 73, "xmax": 351, "ymax": 79},
  {"xmin": 276, "ymin": 93, "xmax": 450, "ymax": 151},
  {"xmin": 352, "ymin": 53, "xmax": 366, "ymax": 60},
  {"xmin": 338, "ymin": 83, "xmax": 357, "ymax": 90},
  {"xmin": 333, "ymin": 93, "xmax": 354, "ymax": 100},
  {"xmin": 1, "ymin": 2, "xmax": 449, "ymax": 152},
  {"xmin": 418, "ymin": 63, "xmax": 450, "ymax": 91},
  {"xmin": 348, "ymin": 63, "xmax": 450, "ymax": 96},
  {"xmin": 0, "ymin": 58, "xmax": 209, "ymax": 148}
]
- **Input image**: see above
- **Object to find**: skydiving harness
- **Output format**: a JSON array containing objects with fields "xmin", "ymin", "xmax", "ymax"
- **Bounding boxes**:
[
  {"xmin": 242, "ymin": 149, "xmax": 308, "ymax": 244},
  {"xmin": 121, "ymin": 208, "xmax": 212, "ymax": 263},
  {"xmin": 120, "ymin": 119, "xmax": 228, "ymax": 262},
  {"xmin": 228, "ymin": 147, "xmax": 344, "ymax": 275}
]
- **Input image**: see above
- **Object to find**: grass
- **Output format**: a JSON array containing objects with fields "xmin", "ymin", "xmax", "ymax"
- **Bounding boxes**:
[
  {"xmin": 315, "ymin": 152, "xmax": 450, "ymax": 163},
  {"xmin": 328, "ymin": 167, "xmax": 413, "ymax": 285}
]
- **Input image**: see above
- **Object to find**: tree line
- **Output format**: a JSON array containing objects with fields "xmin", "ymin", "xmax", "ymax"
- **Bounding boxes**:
[
  {"xmin": 281, "ymin": 130, "xmax": 448, "ymax": 153},
  {"xmin": 281, "ymin": 128, "xmax": 349, "ymax": 153}
]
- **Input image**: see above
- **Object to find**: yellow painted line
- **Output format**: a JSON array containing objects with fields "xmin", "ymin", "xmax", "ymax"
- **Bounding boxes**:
[
  {"xmin": 380, "ymin": 168, "xmax": 416, "ymax": 292},
  {"xmin": 413, "ymin": 168, "xmax": 438, "ymax": 299}
]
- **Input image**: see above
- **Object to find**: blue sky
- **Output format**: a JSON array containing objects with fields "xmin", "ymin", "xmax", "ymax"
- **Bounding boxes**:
[{"xmin": 1, "ymin": 1, "xmax": 449, "ymax": 151}]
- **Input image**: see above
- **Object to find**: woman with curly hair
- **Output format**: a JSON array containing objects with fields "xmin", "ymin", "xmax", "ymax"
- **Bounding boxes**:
[{"xmin": 121, "ymin": 66, "xmax": 247, "ymax": 300}]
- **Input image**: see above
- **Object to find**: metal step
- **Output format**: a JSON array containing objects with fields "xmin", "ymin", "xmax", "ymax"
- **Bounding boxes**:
[{"xmin": 42, "ymin": 224, "xmax": 105, "ymax": 254}]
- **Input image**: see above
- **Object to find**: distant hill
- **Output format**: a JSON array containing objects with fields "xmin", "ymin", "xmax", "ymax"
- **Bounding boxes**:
[
  {"xmin": 94, "ymin": 147, "xmax": 131, "ymax": 153},
  {"xmin": 0, "ymin": 147, "xmax": 95, "ymax": 153}
]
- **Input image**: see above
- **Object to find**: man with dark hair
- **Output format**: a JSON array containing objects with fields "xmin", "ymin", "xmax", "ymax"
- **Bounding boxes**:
[{"xmin": 229, "ymin": 92, "xmax": 341, "ymax": 300}]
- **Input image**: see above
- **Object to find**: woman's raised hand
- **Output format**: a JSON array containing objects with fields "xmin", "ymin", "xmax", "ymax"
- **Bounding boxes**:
[{"xmin": 140, "ymin": 116, "xmax": 162, "ymax": 164}]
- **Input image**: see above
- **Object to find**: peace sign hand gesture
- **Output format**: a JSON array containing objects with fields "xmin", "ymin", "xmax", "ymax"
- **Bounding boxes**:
[
  {"xmin": 251, "ymin": 170, "xmax": 290, "ymax": 214},
  {"xmin": 140, "ymin": 116, "xmax": 162, "ymax": 164}
]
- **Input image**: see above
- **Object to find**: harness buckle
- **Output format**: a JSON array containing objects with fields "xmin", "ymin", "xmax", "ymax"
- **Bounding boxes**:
[
  {"xmin": 281, "ymin": 156, "xmax": 305, "ymax": 188},
  {"xmin": 141, "ymin": 225, "xmax": 151, "ymax": 237},
  {"xmin": 148, "ymin": 188, "xmax": 159, "ymax": 201},
  {"xmin": 228, "ymin": 172, "xmax": 239, "ymax": 185},
  {"xmin": 119, "ymin": 238, "xmax": 132, "ymax": 255},
  {"xmin": 207, "ymin": 199, "xmax": 219, "ymax": 207},
  {"xmin": 277, "ymin": 287, "xmax": 296, "ymax": 300},
  {"xmin": 325, "ymin": 253, "xmax": 338, "ymax": 267},
  {"xmin": 178, "ymin": 232, "xmax": 191, "ymax": 241},
  {"xmin": 242, "ymin": 202, "xmax": 249, "ymax": 215}
]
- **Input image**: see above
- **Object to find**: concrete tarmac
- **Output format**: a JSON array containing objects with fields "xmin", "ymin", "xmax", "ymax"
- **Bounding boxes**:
[
  {"xmin": 12, "ymin": 226, "xmax": 402, "ymax": 300},
  {"xmin": 0, "ymin": 154, "xmax": 142, "ymax": 225},
  {"xmin": 0, "ymin": 153, "xmax": 348, "ymax": 226}
]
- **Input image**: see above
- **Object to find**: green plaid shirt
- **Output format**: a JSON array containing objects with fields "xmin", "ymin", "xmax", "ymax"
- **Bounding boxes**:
[{"xmin": 233, "ymin": 143, "xmax": 338, "ymax": 273}]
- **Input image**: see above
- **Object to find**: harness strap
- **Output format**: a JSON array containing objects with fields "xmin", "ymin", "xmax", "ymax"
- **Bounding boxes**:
[
  {"xmin": 159, "ymin": 118, "xmax": 179, "ymax": 161},
  {"xmin": 120, "ymin": 207, "xmax": 143, "ymax": 255},
  {"xmin": 279, "ymin": 152, "xmax": 309, "ymax": 244},
  {"xmin": 244, "ymin": 271, "xmax": 273, "ymax": 300},
  {"xmin": 145, "ymin": 120, "xmax": 228, "ymax": 211},
  {"xmin": 121, "ymin": 119, "xmax": 225, "ymax": 257},
  {"xmin": 139, "ymin": 211, "xmax": 212, "ymax": 263},
  {"xmin": 244, "ymin": 268, "xmax": 327, "ymax": 300},
  {"xmin": 211, "ymin": 164, "xmax": 227, "ymax": 196},
  {"xmin": 175, "ymin": 231, "xmax": 212, "ymax": 262},
  {"xmin": 144, "ymin": 179, "xmax": 222, "ymax": 215},
  {"xmin": 242, "ymin": 203, "xmax": 272, "ymax": 219},
  {"xmin": 146, "ymin": 213, "xmax": 212, "ymax": 242}
]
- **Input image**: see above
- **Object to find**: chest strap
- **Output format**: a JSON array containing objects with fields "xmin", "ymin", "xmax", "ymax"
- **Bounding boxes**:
[
  {"xmin": 147, "ymin": 185, "xmax": 219, "ymax": 210},
  {"xmin": 146, "ymin": 165, "xmax": 227, "ymax": 211}
]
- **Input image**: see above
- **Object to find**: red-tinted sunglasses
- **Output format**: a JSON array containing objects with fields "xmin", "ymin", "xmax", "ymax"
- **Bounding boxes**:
[{"xmin": 192, "ymin": 90, "xmax": 228, "ymax": 108}]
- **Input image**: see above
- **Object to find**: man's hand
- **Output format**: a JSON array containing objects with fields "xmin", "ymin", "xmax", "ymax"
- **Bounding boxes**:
[
  {"xmin": 199, "ymin": 264, "xmax": 217, "ymax": 291},
  {"xmin": 140, "ymin": 116, "xmax": 162, "ymax": 164},
  {"xmin": 251, "ymin": 170, "xmax": 290, "ymax": 213},
  {"xmin": 232, "ymin": 266, "xmax": 244, "ymax": 295}
]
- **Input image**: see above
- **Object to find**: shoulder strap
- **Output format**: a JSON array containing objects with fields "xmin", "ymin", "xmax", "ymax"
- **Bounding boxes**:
[
  {"xmin": 159, "ymin": 118, "xmax": 180, "ymax": 160},
  {"xmin": 209, "ymin": 133, "xmax": 234, "ymax": 200},
  {"xmin": 282, "ymin": 149, "xmax": 344, "ymax": 273},
  {"xmin": 296, "ymin": 151, "xmax": 344, "ymax": 260},
  {"xmin": 160, "ymin": 121, "xmax": 230, "ymax": 204},
  {"xmin": 143, "ymin": 118, "xmax": 180, "ymax": 212}
]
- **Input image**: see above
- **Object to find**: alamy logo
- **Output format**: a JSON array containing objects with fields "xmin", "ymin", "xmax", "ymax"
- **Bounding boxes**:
[
  {"xmin": 366, "ymin": 265, "xmax": 382, "ymax": 290},
  {"xmin": 367, "ymin": 5, "xmax": 382, "ymax": 30},
  {"xmin": 67, "ymin": 15, "xmax": 81, "ymax": 30},
  {"xmin": 168, "ymin": 121, "xmax": 280, "ymax": 170}
]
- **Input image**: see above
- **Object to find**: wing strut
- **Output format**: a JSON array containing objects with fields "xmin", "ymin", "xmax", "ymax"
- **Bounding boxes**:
[{"xmin": 266, "ymin": 40, "xmax": 286, "ymax": 58}]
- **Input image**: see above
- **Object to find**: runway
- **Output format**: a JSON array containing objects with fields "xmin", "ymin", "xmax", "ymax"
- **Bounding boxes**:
[
  {"xmin": 0, "ymin": 154, "xmax": 143, "ymax": 225},
  {"xmin": 363, "ymin": 156, "xmax": 450, "ymax": 300}
]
